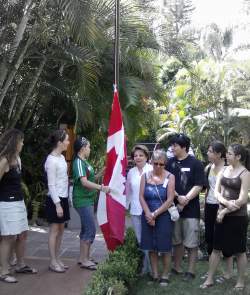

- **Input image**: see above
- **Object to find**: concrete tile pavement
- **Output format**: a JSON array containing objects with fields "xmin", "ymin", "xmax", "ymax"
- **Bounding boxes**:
[{"xmin": 0, "ymin": 225, "xmax": 108, "ymax": 295}]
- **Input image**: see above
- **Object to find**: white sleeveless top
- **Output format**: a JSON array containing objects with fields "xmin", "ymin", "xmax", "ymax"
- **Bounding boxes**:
[{"xmin": 206, "ymin": 168, "xmax": 219, "ymax": 204}]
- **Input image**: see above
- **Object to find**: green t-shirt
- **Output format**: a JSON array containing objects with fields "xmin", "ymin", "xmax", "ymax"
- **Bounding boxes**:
[{"xmin": 72, "ymin": 157, "xmax": 96, "ymax": 208}]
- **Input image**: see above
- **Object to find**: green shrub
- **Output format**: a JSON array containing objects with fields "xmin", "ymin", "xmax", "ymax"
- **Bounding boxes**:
[{"xmin": 84, "ymin": 227, "xmax": 141, "ymax": 295}]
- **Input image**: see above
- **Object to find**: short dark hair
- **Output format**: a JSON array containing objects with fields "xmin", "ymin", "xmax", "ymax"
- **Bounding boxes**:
[
  {"xmin": 209, "ymin": 141, "xmax": 226, "ymax": 158},
  {"xmin": 170, "ymin": 133, "xmax": 190, "ymax": 152},
  {"xmin": 131, "ymin": 145, "xmax": 150, "ymax": 161}
]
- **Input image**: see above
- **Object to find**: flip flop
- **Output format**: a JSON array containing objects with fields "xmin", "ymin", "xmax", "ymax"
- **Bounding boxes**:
[
  {"xmin": 90, "ymin": 258, "xmax": 99, "ymax": 265},
  {"xmin": 80, "ymin": 264, "xmax": 97, "ymax": 271},
  {"xmin": 78, "ymin": 259, "xmax": 98, "ymax": 265},
  {"xmin": 200, "ymin": 283, "xmax": 214, "ymax": 289},
  {"xmin": 49, "ymin": 264, "xmax": 65, "ymax": 273},
  {"xmin": 215, "ymin": 275, "xmax": 231, "ymax": 284},
  {"xmin": 15, "ymin": 265, "xmax": 38, "ymax": 274},
  {"xmin": 58, "ymin": 262, "xmax": 69, "ymax": 269},
  {"xmin": 0, "ymin": 274, "xmax": 18, "ymax": 283},
  {"xmin": 200, "ymin": 273, "xmax": 208, "ymax": 280}
]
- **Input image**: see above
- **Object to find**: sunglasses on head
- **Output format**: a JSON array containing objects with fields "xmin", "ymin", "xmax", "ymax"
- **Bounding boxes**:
[{"xmin": 153, "ymin": 162, "xmax": 165, "ymax": 167}]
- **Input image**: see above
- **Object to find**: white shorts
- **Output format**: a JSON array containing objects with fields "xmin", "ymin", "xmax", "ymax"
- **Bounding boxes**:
[{"xmin": 0, "ymin": 200, "xmax": 29, "ymax": 235}]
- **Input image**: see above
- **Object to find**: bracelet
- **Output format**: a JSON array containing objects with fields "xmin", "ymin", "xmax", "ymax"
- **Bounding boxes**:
[{"xmin": 152, "ymin": 209, "xmax": 158, "ymax": 218}]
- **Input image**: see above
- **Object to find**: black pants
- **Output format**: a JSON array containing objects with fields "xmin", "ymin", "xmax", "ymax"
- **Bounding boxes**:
[{"xmin": 204, "ymin": 203, "xmax": 219, "ymax": 255}]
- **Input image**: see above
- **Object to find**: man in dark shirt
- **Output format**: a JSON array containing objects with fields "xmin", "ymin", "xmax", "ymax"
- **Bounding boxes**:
[{"xmin": 166, "ymin": 133, "xmax": 205, "ymax": 280}]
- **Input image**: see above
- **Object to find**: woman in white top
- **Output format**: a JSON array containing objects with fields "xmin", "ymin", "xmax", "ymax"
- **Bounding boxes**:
[
  {"xmin": 44, "ymin": 130, "xmax": 70, "ymax": 273},
  {"xmin": 126, "ymin": 145, "xmax": 152, "ymax": 273}
]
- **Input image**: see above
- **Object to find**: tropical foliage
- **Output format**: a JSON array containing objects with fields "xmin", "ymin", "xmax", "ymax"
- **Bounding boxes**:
[{"xmin": 1, "ymin": 0, "xmax": 250, "ymax": 218}]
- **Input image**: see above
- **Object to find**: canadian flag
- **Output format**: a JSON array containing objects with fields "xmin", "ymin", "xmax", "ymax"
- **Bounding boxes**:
[{"xmin": 97, "ymin": 85, "xmax": 127, "ymax": 251}]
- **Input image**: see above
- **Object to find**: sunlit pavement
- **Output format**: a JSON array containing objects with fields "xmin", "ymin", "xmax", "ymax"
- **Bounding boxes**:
[{"xmin": 0, "ymin": 225, "xmax": 108, "ymax": 295}]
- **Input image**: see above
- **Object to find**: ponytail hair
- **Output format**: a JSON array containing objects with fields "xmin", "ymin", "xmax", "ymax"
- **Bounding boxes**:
[
  {"xmin": 48, "ymin": 130, "xmax": 67, "ymax": 150},
  {"xmin": 209, "ymin": 141, "xmax": 226, "ymax": 159}
]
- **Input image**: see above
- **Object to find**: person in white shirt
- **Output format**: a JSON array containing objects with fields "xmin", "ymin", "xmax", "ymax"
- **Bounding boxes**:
[
  {"xmin": 126, "ymin": 145, "xmax": 152, "ymax": 273},
  {"xmin": 44, "ymin": 130, "xmax": 70, "ymax": 273}
]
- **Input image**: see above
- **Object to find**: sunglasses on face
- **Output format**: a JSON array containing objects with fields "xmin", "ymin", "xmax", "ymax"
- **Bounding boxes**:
[{"xmin": 153, "ymin": 162, "xmax": 165, "ymax": 167}]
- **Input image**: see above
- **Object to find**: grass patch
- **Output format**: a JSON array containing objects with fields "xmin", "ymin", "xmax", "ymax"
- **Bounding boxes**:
[{"xmin": 131, "ymin": 260, "xmax": 250, "ymax": 295}]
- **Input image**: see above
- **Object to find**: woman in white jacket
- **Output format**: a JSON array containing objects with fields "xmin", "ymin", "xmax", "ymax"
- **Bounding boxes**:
[{"xmin": 126, "ymin": 145, "xmax": 152, "ymax": 273}]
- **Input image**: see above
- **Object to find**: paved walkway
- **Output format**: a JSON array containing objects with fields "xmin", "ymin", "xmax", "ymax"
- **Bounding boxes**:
[{"xmin": 0, "ymin": 225, "xmax": 108, "ymax": 295}]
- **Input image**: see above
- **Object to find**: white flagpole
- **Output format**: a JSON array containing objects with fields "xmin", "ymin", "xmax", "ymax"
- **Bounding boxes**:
[{"xmin": 114, "ymin": 0, "xmax": 120, "ymax": 88}]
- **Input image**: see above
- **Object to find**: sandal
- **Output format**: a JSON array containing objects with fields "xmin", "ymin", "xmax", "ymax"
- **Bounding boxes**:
[
  {"xmin": 215, "ymin": 275, "xmax": 231, "ymax": 284},
  {"xmin": 78, "ymin": 258, "xmax": 98, "ymax": 266},
  {"xmin": 80, "ymin": 263, "xmax": 97, "ymax": 271},
  {"xmin": 58, "ymin": 261, "xmax": 69, "ymax": 269},
  {"xmin": 15, "ymin": 265, "xmax": 38, "ymax": 274},
  {"xmin": 200, "ymin": 282, "xmax": 214, "ymax": 289},
  {"xmin": 90, "ymin": 258, "xmax": 99, "ymax": 265},
  {"xmin": 159, "ymin": 277, "xmax": 170, "ymax": 286},
  {"xmin": 49, "ymin": 264, "xmax": 65, "ymax": 273},
  {"xmin": 0, "ymin": 274, "xmax": 18, "ymax": 283}
]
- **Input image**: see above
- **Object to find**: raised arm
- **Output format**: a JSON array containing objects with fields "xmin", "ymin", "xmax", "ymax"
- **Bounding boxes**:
[{"xmin": 80, "ymin": 177, "xmax": 109, "ymax": 193}]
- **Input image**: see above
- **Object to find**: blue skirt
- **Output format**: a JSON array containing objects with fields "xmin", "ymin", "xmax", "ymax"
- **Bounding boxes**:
[{"xmin": 140, "ymin": 211, "xmax": 173, "ymax": 252}]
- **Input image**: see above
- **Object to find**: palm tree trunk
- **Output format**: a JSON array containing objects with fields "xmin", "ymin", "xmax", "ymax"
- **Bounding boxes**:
[
  {"xmin": 0, "ymin": 62, "xmax": 8, "ymax": 89},
  {"xmin": 9, "ymin": 0, "xmax": 34, "ymax": 63},
  {"xmin": 10, "ymin": 57, "xmax": 46, "ymax": 128},
  {"xmin": 21, "ymin": 97, "xmax": 38, "ymax": 129},
  {"xmin": 7, "ymin": 92, "xmax": 18, "ymax": 120},
  {"xmin": 222, "ymin": 100, "xmax": 229, "ymax": 146},
  {"xmin": 0, "ymin": 36, "xmax": 32, "ymax": 108},
  {"xmin": 0, "ymin": 0, "xmax": 34, "ymax": 88}
]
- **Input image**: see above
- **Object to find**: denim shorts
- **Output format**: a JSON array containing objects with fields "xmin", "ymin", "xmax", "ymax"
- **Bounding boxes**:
[{"xmin": 75, "ymin": 206, "xmax": 96, "ymax": 243}]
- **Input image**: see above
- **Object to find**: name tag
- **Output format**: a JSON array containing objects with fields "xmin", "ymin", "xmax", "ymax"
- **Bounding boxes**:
[
  {"xmin": 163, "ymin": 178, "xmax": 169, "ymax": 188},
  {"xmin": 181, "ymin": 167, "xmax": 190, "ymax": 172}
]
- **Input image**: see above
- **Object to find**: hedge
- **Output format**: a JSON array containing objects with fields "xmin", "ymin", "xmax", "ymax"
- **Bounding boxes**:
[{"xmin": 84, "ymin": 227, "xmax": 142, "ymax": 295}]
